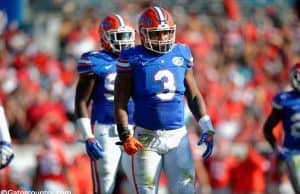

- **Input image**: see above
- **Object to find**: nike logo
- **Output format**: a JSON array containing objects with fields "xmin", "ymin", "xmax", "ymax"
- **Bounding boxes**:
[{"xmin": 105, "ymin": 65, "xmax": 113, "ymax": 69}]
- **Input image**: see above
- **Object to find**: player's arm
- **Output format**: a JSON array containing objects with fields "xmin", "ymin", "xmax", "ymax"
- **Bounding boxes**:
[
  {"xmin": 75, "ymin": 73, "xmax": 95, "ymax": 117},
  {"xmin": 184, "ymin": 69, "xmax": 214, "ymax": 135},
  {"xmin": 114, "ymin": 73, "xmax": 131, "ymax": 136},
  {"xmin": 75, "ymin": 73, "xmax": 103, "ymax": 160},
  {"xmin": 184, "ymin": 69, "xmax": 208, "ymax": 121},
  {"xmin": 114, "ymin": 72, "xmax": 144, "ymax": 155},
  {"xmin": 0, "ymin": 103, "xmax": 14, "ymax": 169},
  {"xmin": 263, "ymin": 107, "xmax": 282, "ymax": 150},
  {"xmin": 184, "ymin": 68, "xmax": 214, "ymax": 160},
  {"xmin": 75, "ymin": 73, "xmax": 96, "ymax": 139}
]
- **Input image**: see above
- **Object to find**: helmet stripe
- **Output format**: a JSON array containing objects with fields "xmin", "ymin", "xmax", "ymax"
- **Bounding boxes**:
[
  {"xmin": 153, "ymin": 6, "xmax": 166, "ymax": 24},
  {"xmin": 115, "ymin": 14, "xmax": 125, "ymax": 26}
]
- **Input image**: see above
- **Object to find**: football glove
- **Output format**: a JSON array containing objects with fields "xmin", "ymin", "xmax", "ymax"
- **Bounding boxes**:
[
  {"xmin": 123, "ymin": 136, "xmax": 144, "ymax": 155},
  {"xmin": 198, "ymin": 132, "xmax": 214, "ymax": 160},
  {"xmin": 85, "ymin": 138, "xmax": 104, "ymax": 160},
  {"xmin": 0, "ymin": 141, "xmax": 14, "ymax": 169}
]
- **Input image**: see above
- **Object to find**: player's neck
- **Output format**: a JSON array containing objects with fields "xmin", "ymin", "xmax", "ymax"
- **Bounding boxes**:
[
  {"xmin": 142, "ymin": 46, "xmax": 165, "ymax": 56},
  {"xmin": 103, "ymin": 49, "xmax": 119, "ymax": 57}
]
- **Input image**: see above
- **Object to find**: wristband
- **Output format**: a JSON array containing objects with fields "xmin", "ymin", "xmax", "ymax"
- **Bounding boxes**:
[
  {"xmin": 76, "ymin": 118, "xmax": 94, "ymax": 140},
  {"xmin": 0, "ymin": 106, "xmax": 11, "ymax": 143},
  {"xmin": 198, "ymin": 115, "xmax": 215, "ymax": 135},
  {"xmin": 117, "ymin": 124, "xmax": 130, "ymax": 142}
]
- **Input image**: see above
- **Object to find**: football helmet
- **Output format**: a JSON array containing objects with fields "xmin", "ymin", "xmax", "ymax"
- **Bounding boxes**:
[
  {"xmin": 99, "ymin": 14, "xmax": 135, "ymax": 53},
  {"xmin": 138, "ymin": 6, "xmax": 176, "ymax": 53},
  {"xmin": 290, "ymin": 63, "xmax": 300, "ymax": 91}
]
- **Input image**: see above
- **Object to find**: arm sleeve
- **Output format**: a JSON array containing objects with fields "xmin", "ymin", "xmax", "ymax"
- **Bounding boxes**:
[
  {"xmin": 186, "ymin": 52, "xmax": 194, "ymax": 69},
  {"xmin": 179, "ymin": 44, "xmax": 194, "ymax": 69},
  {"xmin": 77, "ymin": 52, "xmax": 95, "ymax": 75},
  {"xmin": 272, "ymin": 94, "xmax": 282, "ymax": 110}
]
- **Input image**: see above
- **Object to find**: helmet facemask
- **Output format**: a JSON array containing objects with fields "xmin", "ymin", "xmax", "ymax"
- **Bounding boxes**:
[
  {"xmin": 103, "ymin": 26, "xmax": 135, "ymax": 53},
  {"xmin": 290, "ymin": 68, "xmax": 300, "ymax": 91},
  {"xmin": 141, "ymin": 25, "xmax": 176, "ymax": 54}
]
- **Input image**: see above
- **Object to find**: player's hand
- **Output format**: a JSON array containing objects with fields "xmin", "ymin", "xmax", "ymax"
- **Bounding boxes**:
[
  {"xmin": 85, "ymin": 138, "xmax": 104, "ymax": 160},
  {"xmin": 0, "ymin": 141, "xmax": 14, "ymax": 169},
  {"xmin": 198, "ymin": 132, "xmax": 214, "ymax": 160},
  {"xmin": 123, "ymin": 136, "xmax": 144, "ymax": 155}
]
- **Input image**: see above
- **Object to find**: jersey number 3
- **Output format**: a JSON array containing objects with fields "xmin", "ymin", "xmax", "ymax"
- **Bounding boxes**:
[{"xmin": 154, "ymin": 70, "xmax": 176, "ymax": 101}]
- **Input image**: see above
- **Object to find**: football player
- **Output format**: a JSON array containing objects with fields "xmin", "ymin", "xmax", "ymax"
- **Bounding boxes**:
[
  {"xmin": 263, "ymin": 63, "xmax": 300, "ymax": 194},
  {"xmin": 114, "ymin": 6, "xmax": 215, "ymax": 194},
  {"xmin": 0, "ymin": 101, "xmax": 13, "ymax": 170},
  {"xmin": 75, "ymin": 14, "xmax": 135, "ymax": 194}
]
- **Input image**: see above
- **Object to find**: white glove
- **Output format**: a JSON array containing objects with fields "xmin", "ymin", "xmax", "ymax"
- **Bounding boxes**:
[{"xmin": 0, "ymin": 141, "xmax": 14, "ymax": 169}]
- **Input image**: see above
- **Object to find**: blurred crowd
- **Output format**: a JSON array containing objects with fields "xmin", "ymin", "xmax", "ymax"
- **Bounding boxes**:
[{"xmin": 1, "ymin": 0, "xmax": 300, "ymax": 193}]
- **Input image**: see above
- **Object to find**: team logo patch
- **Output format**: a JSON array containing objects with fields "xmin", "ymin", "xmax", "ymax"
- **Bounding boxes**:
[
  {"xmin": 139, "ymin": 16, "xmax": 153, "ymax": 26},
  {"xmin": 101, "ymin": 21, "xmax": 111, "ymax": 29},
  {"xmin": 172, "ymin": 57, "xmax": 184, "ymax": 66}
]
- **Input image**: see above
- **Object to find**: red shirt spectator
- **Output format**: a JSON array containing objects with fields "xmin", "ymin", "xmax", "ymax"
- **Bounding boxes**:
[
  {"xmin": 69, "ymin": 154, "xmax": 93, "ymax": 194},
  {"xmin": 32, "ymin": 138, "xmax": 74, "ymax": 191},
  {"xmin": 231, "ymin": 147, "xmax": 267, "ymax": 194}
]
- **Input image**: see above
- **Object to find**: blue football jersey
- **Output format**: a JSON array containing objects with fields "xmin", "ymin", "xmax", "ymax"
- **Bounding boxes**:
[
  {"xmin": 117, "ymin": 44, "xmax": 193, "ymax": 130},
  {"xmin": 77, "ymin": 50, "xmax": 134, "ymax": 125},
  {"xmin": 273, "ymin": 90, "xmax": 300, "ymax": 149}
]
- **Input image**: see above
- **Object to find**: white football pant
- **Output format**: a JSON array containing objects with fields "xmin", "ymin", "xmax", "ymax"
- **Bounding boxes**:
[
  {"xmin": 131, "ymin": 126, "xmax": 195, "ymax": 194},
  {"xmin": 285, "ymin": 150, "xmax": 300, "ymax": 194},
  {"xmin": 91, "ymin": 124, "xmax": 134, "ymax": 194}
]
